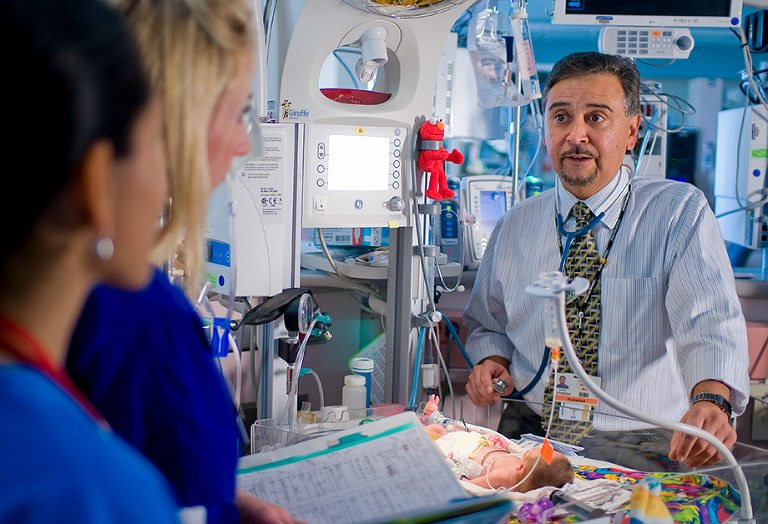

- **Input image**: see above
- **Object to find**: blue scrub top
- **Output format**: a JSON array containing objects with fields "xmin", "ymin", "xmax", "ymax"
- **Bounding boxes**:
[
  {"xmin": 67, "ymin": 268, "xmax": 240, "ymax": 524},
  {"xmin": 0, "ymin": 365, "xmax": 180, "ymax": 523}
]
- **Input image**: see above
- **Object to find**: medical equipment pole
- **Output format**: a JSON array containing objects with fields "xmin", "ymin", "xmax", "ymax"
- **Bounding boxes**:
[
  {"xmin": 525, "ymin": 272, "xmax": 755, "ymax": 524},
  {"xmin": 386, "ymin": 225, "xmax": 414, "ymax": 405},
  {"xmin": 511, "ymin": 0, "xmax": 525, "ymax": 200},
  {"xmin": 512, "ymin": 107, "xmax": 522, "ymax": 199}
]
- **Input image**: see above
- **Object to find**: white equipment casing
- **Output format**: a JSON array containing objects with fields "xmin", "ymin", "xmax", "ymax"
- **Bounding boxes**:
[
  {"xmin": 625, "ymin": 93, "xmax": 668, "ymax": 179},
  {"xmin": 204, "ymin": 123, "xmax": 303, "ymax": 297},
  {"xmin": 276, "ymin": 0, "xmax": 470, "ymax": 228},
  {"xmin": 714, "ymin": 105, "xmax": 768, "ymax": 249}
]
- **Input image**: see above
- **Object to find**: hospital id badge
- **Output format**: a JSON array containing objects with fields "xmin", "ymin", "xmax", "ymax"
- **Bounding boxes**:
[{"xmin": 553, "ymin": 373, "xmax": 601, "ymax": 422}]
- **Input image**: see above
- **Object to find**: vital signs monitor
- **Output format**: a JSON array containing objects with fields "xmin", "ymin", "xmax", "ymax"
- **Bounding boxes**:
[
  {"xmin": 461, "ymin": 175, "xmax": 514, "ymax": 268},
  {"xmin": 551, "ymin": 0, "xmax": 742, "ymax": 28}
]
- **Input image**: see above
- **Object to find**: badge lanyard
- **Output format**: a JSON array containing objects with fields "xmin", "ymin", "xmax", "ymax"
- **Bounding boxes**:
[{"xmin": 0, "ymin": 315, "xmax": 110, "ymax": 430}]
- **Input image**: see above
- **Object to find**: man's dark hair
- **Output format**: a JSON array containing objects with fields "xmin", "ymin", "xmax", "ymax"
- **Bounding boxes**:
[{"xmin": 542, "ymin": 52, "xmax": 641, "ymax": 116}]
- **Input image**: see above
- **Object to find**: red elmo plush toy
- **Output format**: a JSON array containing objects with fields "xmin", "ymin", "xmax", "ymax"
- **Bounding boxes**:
[{"xmin": 418, "ymin": 119, "xmax": 463, "ymax": 200}]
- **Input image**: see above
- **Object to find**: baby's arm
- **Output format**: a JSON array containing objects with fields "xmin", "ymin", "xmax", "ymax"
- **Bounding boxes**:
[{"xmin": 464, "ymin": 475, "xmax": 491, "ymax": 489}]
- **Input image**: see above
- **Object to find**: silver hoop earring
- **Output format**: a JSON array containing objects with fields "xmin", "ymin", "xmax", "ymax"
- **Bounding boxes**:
[{"xmin": 94, "ymin": 236, "xmax": 114, "ymax": 261}]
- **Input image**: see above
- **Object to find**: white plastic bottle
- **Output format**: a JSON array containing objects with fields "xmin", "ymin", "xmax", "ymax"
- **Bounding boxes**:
[{"xmin": 341, "ymin": 375, "xmax": 367, "ymax": 418}]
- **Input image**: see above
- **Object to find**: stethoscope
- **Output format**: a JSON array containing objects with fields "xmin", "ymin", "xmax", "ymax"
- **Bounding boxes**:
[
  {"xmin": 554, "ymin": 183, "xmax": 631, "ymax": 309},
  {"xmin": 554, "ymin": 167, "xmax": 633, "ymax": 273},
  {"xmin": 555, "ymin": 210, "xmax": 605, "ymax": 272}
]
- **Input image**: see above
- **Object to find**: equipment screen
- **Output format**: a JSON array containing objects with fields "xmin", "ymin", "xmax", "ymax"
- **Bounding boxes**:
[
  {"xmin": 480, "ymin": 190, "xmax": 507, "ymax": 231},
  {"xmin": 565, "ymin": 0, "xmax": 730, "ymax": 17},
  {"xmin": 328, "ymin": 134, "xmax": 389, "ymax": 191}
]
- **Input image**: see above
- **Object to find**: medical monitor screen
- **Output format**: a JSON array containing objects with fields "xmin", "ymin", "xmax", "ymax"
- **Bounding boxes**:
[
  {"xmin": 479, "ymin": 190, "xmax": 507, "ymax": 231},
  {"xmin": 553, "ymin": 0, "xmax": 741, "ymax": 27},
  {"xmin": 328, "ymin": 134, "xmax": 389, "ymax": 191},
  {"xmin": 565, "ymin": 0, "xmax": 730, "ymax": 17}
]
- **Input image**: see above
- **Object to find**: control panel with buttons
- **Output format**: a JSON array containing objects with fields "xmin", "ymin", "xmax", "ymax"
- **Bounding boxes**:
[
  {"xmin": 599, "ymin": 27, "xmax": 694, "ymax": 60},
  {"xmin": 304, "ymin": 123, "xmax": 410, "ymax": 228}
]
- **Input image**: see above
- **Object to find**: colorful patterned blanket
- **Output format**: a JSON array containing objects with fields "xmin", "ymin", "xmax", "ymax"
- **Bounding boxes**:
[{"xmin": 510, "ymin": 465, "xmax": 740, "ymax": 524}]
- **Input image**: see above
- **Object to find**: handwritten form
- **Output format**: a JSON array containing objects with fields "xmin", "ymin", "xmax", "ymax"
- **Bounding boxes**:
[{"xmin": 237, "ymin": 413, "xmax": 468, "ymax": 524}]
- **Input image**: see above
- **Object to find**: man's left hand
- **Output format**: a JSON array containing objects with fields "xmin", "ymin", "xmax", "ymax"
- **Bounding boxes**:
[{"xmin": 668, "ymin": 401, "xmax": 736, "ymax": 468}]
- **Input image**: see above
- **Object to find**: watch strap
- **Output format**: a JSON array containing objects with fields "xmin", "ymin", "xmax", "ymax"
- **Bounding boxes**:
[{"xmin": 690, "ymin": 392, "xmax": 733, "ymax": 418}]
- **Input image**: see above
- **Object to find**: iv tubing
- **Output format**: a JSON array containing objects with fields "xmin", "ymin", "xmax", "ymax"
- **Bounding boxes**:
[
  {"xmin": 440, "ymin": 309, "xmax": 550, "ymax": 399},
  {"xmin": 548, "ymin": 291, "xmax": 754, "ymax": 523},
  {"xmin": 439, "ymin": 312, "xmax": 472, "ymax": 367},
  {"xmin": 303, "ymin": 368, "xmax": 324, "ymax": 410},
  {"xmin": 409, "ymin": 327, "xmax": 427, "ymax": 408},
  {"xmin": 228, "ymin": 332, "xmax": 242, "ymax": 408},
  {"xmin": 431, "ymin": 323, "xmax": 455, "ymax": 413},
  {"xmin": 634, "ymin": 110, "xmax": 659, "ymax": 175},
  {"xmin": 276, "ymin": 318, "xmax": 317, "ymax": 433}
]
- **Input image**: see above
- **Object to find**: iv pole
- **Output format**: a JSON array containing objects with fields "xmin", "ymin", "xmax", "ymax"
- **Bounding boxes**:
[{"xmin": 511, "ymin": 0, "xmax": 525, "ymax": 200}]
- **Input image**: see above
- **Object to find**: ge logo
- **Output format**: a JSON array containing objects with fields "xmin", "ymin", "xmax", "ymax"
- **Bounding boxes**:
[
  {"xmin": 354, "ymin": 199, "xmax": 363, "ymax": 210},
  {"xmin": 261, "ymin": 197, "xmax": 268, "ymax": 205}
]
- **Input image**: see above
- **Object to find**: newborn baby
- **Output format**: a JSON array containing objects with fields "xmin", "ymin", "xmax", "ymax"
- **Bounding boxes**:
[{"xmin": 422, "ymin": 396, "xmax": 574, "ymax": 492}]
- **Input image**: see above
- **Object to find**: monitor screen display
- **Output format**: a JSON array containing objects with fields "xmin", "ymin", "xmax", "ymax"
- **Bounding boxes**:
[
  {"xmin": 564, "ymin": 0, "xmax": 731, "ymax": 18},
  {"xmin": 479, "ymin": 190, "xmax": 507, "ymax": 231},
  {"xmin": 552, "ymin": 0, "xmax": 741, "ymax": 27},
  {"xmin": 328, "ymin": 134, "xmax": 389, "ymax": 191}
]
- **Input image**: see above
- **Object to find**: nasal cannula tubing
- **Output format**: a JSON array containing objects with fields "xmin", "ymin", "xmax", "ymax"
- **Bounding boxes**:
[{"xmin": 506, "ymin": 344, "xmax": 559, "ymax": 493}]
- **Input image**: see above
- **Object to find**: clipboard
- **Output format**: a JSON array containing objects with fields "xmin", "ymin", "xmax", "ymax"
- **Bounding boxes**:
[{"xmin": 237, "ymin": 412, "xmax": 513, "ymax": 524}]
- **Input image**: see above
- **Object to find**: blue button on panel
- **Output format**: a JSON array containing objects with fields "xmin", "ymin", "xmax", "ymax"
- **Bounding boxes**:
[
  {"xmin": 753, "ymin": 169, "xmax": 761, "ymax": 178},
  {"xmin": 208, "ymin": 239, "xmax": 231, "ymax": 267}
]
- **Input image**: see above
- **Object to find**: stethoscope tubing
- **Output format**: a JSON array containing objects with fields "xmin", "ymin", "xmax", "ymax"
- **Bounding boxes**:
[{"xmin": 555, "ymin": 210, "xmax": 605, "ymax": 272}]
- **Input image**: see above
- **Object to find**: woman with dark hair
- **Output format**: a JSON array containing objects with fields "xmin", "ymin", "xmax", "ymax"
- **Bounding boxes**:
[{"xmin": 0, "ymin": 0, "xmax": 177, "ymax": 521}]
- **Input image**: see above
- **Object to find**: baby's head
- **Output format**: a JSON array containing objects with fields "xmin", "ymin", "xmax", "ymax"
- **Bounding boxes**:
[
  {"xmin": 516, "ymin": 447, "xmax": 574, "ymax": 492},
  {"xmin": 485, "ymin": 446, "xmax": 574, "ymax": 492}
]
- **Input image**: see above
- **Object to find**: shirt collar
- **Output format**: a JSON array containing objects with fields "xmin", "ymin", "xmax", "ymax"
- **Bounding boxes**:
[{"xmin": 556, "ymin": 166, "xmax": 631, "ymax": 230}]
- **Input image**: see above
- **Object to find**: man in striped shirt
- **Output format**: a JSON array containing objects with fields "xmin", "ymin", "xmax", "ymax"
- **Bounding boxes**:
[{"xmin": 463, "ymin": 52, "xmax": 749, "ymax": 468}]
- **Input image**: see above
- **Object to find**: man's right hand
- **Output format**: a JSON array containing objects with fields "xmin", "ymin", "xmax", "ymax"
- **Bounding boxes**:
[{"xmin": 465, "ymin": 356, "xmax": 512, "ymax": 406}]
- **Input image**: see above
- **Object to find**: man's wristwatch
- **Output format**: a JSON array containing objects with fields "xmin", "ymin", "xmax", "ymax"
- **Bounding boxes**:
[{"xmin": 690, "ymin": 392, "xmax": 733, "ymax": 418}]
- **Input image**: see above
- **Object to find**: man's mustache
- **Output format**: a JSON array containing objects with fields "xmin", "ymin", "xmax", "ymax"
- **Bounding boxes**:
[{"xmin": 561, "ymin": 147, "xmax": 596, "ymax": 159}]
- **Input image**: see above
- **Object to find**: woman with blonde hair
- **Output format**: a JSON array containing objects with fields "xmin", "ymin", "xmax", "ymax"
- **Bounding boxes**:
[{"xmin": 66, "ymin": 1, "xmax": 301, "ymax": 522}]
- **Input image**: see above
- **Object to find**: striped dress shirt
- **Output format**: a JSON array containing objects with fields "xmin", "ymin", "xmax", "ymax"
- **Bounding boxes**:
[{"xmin": 463, "ymin": 167, "xmax": 750, "ymax": 431}]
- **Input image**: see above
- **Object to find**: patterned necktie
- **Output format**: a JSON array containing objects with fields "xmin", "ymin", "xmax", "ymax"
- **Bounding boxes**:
[{"xmin": 541, "ymin": 201, "xmax": 602, "ymax": 444}]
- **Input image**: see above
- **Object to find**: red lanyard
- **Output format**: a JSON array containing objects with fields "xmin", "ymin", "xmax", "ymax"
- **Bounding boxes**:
[{"xmin": 0, "ymin": 315, "xmax": 110, "ymax": 430}]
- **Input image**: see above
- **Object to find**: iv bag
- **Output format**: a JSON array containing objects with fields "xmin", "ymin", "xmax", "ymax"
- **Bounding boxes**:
[
  {"xmin": 467, "ymin": 2, "xmax": 535, "ymax": 109},
  {"xmin": 467, "ymin": 4, "xmax": 526, "ymax": 108}
]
